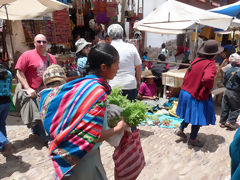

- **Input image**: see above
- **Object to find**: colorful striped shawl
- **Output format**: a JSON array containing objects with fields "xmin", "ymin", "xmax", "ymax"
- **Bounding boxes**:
[{"xmin": 40, "ymin": 75, "xmax": 111, "ymax": 179}]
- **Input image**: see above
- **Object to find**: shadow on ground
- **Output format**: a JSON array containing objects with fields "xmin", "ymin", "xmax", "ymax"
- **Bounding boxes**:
[
  {"xmin": 0, "ymin": 155, "xmax": 31, "ymax": 179},
  {"xmin": 139, "ymin": 129, "xmax": 154, "ymax": 138},
  {"xmin": 11, "ymin": 134, "xmax": 47, "ymax": 152},
  {"xmin": 175, "ymin": 132, "xmax": 225, "ymax": 153},
  {"xmin": 6, "ymin": 114, "xmax": 24, "ymax": 126}
]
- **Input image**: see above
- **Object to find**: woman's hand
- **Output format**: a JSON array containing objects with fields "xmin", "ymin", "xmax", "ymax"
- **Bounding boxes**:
[
  {"xmin": 114, "ymin": 117, "xmax": 128, "ymax": 133},
  {"xmin": 152, "ymin": 96, "xmax": 158, "ymax": 100}
]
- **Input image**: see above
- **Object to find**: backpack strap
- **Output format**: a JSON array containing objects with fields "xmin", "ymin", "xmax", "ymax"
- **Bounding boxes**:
[
  {"xmin": 46, "ymin": 53, "xmax": 50, "ymax": 67},
  {"xmin": 36, "ymin": 53, "xmax": 50, "ymax": 92},
  {"xmin": 188, "ymin": 58, "xmax": 206, "ymax": 71},
  {"xmin": 226, "ymin": 69, "xmax": 240, "ymax": 85}
]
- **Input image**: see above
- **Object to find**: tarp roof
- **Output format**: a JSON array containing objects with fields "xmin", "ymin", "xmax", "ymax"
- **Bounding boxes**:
[
  {"xmin": 0, "ymin": 0, "xmax": 68, "ymax": 20},
  {"xmin": 211, "ymin": 1, "xmax": 240, "ymax": 19},
  {"xmin": 134, "ymin": 0, "xmax": 233, "ymax": 34}
]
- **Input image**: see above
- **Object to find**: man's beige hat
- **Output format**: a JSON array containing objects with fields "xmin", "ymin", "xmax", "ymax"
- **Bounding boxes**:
[{"xmin": 142, "ymin": 70, "xmax": 155, "ymax": 78}]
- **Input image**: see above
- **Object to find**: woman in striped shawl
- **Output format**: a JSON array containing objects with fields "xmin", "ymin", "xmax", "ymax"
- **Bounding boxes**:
[{"xmin": 40, "ymin": 43, "xmax": 127, "ymax": 180}]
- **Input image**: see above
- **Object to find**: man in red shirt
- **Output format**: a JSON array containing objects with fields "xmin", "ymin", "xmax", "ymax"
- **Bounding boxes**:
[{"xmin": 15, "ymin": 34, "xmax": 57, "ymax": 143}]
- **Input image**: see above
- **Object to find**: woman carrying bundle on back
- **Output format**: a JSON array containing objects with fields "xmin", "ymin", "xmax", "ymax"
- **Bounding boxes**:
[{"xmin": 40, "ymin": 43, "xmax": 127, "ymax": 180}]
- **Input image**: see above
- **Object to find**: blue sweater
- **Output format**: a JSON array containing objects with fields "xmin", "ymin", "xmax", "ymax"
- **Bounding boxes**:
[{"xmin": 0, "ymin": 70, "xmax": 12, "ymax": 97}]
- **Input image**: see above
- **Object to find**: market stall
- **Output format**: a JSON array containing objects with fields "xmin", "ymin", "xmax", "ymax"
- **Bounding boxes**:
[
  {"xmin": 161, "ymin": 67, "xmax": 225, "ymax": 99},
  {"xmin": 134, "ymin": 0, "xmax": 233, "ymax": 35},
  {"xmin": 133, "ymin": 0, "xmax": 236, "ymax": 99}
]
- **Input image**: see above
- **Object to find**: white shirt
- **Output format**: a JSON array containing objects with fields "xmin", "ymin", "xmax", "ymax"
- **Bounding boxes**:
[
  {"xmin": 109, "ymin": 39, "xmax": 142, "ymax": 89},
  {"xmin": 161, "ymin": 48, "xmax": 168, "ymax": 57}
]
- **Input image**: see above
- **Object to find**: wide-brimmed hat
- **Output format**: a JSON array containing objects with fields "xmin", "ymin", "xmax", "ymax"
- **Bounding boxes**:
[
  {"xmin": 198, "ymin": 40, "xmax": 224, "ymax": 55},
  {"xmin": 43, "ymin": 64, "xmax": 66, "ymax": 86},
  {"xmin": 229, "ymin": 53, "xmax": 240, "ymax": 64},
  {"xmin": 75, "ymin": 38, "xmax": 91, "ymax": 54},
  {"xmin": 142, "ymin": 70, "xmax": 155, "ymax": 78}
]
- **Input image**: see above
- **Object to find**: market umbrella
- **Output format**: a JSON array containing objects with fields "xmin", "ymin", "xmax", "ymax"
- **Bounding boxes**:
[
  {"xmin": 0, "ymin": 0, "xmax": 68, "ymax": 63},
  {"xmin": 134, "ymin": 0, "xmax": 233, "ymax": 34},
  {"xmin": 0, "ymin": 0, "xmax": 68, "ymax": 20},
  {"xmin": 0, "ymin": 0, "xmax": 15, "ymax": 6},
  {"xmin": 210, "ymin": 1, "xmax": 240, "ymax": 19}
]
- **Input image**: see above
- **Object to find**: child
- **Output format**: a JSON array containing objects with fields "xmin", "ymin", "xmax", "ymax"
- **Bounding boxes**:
[
  {"xmin": 219, "ymin": 53, "xmax": 240, "ymax": 130},
  {"xmin": 40, "ymin": 43, "xmax": 127, "ymax": 180},
  {"xmin": 75, "ymin": 38, "xmax": 91, "ymax": 77},
  {"xmin": 142, "ymin": 51, "xmax": 152, "ymax": 69},
  {"xmin": 42, "ymin": 64, "xmax": 66, "ymax": 88},
  {"xmin": 0, "ymin": 63, "xmax": 13, "ymax": 156},
  {"xmin": 138, "ymin": 70, "xmax": 157, "ymax": 100},
  {"xmin": 141, "ymin": 58, "xmax": 148, "ymax": 77},
  {"xmin": 103, "ymin": 34, "xmax": 112, "ymax": 44}
]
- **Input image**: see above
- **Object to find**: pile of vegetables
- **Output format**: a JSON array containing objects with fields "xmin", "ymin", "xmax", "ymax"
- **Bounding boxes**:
[{"xmin": 108, "ymin": 87, "xmax": 149, "ymax": 127}]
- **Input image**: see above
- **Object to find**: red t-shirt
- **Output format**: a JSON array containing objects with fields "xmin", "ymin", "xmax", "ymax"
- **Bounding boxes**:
[
  {"xmin": 181, "ymin": 57, "xmax": 217, "ymax": 101},
  {"xmin": 15, "ymin": 49, "xmax": 57, "ymax": 90}
]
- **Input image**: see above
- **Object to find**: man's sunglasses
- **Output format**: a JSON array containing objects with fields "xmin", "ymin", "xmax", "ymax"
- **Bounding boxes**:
[{"xmin": 36, "ymin": 40, "xmax": 47, "ymax": 44}]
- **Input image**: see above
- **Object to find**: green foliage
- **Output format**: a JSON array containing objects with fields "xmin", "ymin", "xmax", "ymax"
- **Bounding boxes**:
[
  {"xmin": 108, "ymin": 88, "xmax": 129, "ymax": 107},
  {"xmin": 108, "ymin": 87, "xmax": 149, "ymax": 127}
]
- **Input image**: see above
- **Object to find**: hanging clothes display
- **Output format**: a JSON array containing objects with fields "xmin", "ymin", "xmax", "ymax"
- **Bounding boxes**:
[
  {"xmin": 93, "ymin": 0, "xmax": 110, "ymax": 24},
  {"xmin": 76, "ymin": 0, "xmax": 85, "ymax": 26}
]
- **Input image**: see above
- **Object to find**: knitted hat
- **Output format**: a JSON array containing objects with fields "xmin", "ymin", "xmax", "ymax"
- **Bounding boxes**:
[
  {"xmin": 43, "ymin": 64, "xmax": 66, "ymax": 86},
  {"xmin": 75, "ymin": 38, "xmax": 91, "ymax": 54},
  {"xmin": 229, "ymin": 53, "xmax": 240, "ymax": 64}
]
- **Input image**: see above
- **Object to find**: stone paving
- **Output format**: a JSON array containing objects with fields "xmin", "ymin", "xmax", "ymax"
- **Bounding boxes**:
[{"xmin": 0, "ymin": 105, "xmax": 237, "ymax": 180}]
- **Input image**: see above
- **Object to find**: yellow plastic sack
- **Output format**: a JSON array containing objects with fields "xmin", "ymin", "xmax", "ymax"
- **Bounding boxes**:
[{"xmin": 168, "ymin": 101, "xmax": 180, "ymax": 118}]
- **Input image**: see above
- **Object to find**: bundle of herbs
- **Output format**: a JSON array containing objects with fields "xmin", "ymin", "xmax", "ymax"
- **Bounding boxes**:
[{"xmin": 107, "ymin": 87, "xmax": 149, "ymax": 128}]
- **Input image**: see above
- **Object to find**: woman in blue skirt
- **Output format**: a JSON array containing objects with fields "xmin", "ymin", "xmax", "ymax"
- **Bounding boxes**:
[{"xmin": 174, "ymin": 40, "xmax": 223, "ymax": 147}]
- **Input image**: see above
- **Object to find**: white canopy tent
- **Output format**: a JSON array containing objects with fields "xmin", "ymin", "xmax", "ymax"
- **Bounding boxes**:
[
  {"xmin": 0, "ymin": 0, "xmax": 69, "ymax": 62},
  {"xmin": 134, "ymin": 0, "xmax": 233, "ymax": 35},
  {"xmin": 0, "ymin": 0, "xmax": 68, "ymax": 20}
]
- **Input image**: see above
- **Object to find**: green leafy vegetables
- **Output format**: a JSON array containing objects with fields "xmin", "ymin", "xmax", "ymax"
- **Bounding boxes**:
[{"xmin": 108, "ymin": 88, "xmax": 149, "ymax": 127}]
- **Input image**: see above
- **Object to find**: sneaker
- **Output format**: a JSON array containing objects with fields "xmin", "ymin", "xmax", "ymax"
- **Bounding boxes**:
[
  {"xmin": 174, "ymin": 129, "xmax": 187, "ymax": 139},
  {"xmin": 225, "ymin": 122, "xmax": 238, "ymax": 130},
  {"xmin": 188, "ymin": 139, "xmax": 204, "ymax": 147}
]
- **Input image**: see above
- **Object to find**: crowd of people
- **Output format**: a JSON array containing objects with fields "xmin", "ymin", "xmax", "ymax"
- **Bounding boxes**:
[{"xmin": 0, "ymin": 24, "xmax": 240, "ymax": 180}]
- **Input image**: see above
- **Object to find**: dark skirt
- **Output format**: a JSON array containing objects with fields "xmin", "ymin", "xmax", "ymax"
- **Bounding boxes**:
[
  {"xmin": 176, "ymin": 90, "xmax": 216, "ymax": 126},
  {"xmin": 62, "ymin": 148, "xmax": 107, "ymax": 180}
]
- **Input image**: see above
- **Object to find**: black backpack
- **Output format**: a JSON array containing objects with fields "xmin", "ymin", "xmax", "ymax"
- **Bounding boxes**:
[{"xmin": 0, "ymin": 64, "xmax": 9, "ymax": 80}]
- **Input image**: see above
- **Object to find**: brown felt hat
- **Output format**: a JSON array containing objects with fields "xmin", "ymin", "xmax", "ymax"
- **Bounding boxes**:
[{"xmin": 198, "ymin": 39, "xmax": 224, "ymax": 55}]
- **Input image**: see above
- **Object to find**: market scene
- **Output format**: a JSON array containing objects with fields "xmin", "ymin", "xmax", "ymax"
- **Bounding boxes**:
[{"xmin": 1, "ymin": 0, "xmax": 240, "ymax": 179}]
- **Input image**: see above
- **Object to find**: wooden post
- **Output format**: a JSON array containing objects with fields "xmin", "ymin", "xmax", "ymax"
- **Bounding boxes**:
[{"xmin": 121, "ymin": 0, "xmax": 126, "ymax": 28}]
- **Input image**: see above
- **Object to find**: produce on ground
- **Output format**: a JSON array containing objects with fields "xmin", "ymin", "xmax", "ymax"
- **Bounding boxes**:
[{"xmin": 161, "ymin": 119, "xmax": 172, "ymax": 126}]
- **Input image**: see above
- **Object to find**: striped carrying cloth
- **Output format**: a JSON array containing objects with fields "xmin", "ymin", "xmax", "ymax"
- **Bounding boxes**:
[{"xmin": 40, "ymin": 75, "xmax": 111, "ymax": 179}]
